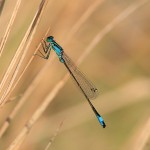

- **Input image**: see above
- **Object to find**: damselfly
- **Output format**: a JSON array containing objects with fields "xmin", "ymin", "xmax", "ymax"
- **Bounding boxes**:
[{"xmin": 37, "ymin": 36, "xmax": 106, "ymax": 128}]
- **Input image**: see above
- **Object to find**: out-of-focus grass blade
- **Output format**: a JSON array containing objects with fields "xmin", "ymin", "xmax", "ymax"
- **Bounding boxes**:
[
  {"xmin": 132, "ymin": 117, "xmax": 150, "ymax": 150},
  {"xmin": 0, "ymin": 0, "xmax": 22, "ymax": 56},
  {"xmin": 0, "ymin": 27, "xmax": 50, "ymax": 138},
  {"xmin": 0, "ymin": 0, "xmax": 49, "ymax": 106},
  {"xmin": 44, "ymin": 120, "xmax": 64, "ymax": 150},
  {"xmin": 7, "ymin": 0, "xmax": 149, "ymax": 149},
  {"xmin": 0, "ymin": 0, "xmax": 5, "ymax": 16}
]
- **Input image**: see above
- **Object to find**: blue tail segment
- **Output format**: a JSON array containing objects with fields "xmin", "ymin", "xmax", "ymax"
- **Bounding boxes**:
[{"xmin": 97, "ymin": 115, "xmax": 106, "ymax": 128}]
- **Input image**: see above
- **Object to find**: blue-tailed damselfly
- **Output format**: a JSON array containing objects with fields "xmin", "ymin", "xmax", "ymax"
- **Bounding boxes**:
[{"xmin": 37, "ymin": 36, "xmax": 106, "ymax": 128}]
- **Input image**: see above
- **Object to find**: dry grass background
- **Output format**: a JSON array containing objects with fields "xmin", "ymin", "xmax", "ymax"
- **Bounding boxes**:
[{"xmin": 0, "ymin": 0, "xmax": 150, "ymax": 150}]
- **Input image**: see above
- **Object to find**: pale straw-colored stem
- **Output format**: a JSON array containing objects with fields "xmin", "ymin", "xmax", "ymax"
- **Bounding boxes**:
[
  {"xmin": 0, "ymin": 0, "xmax": 5, "ymax": 15},
  {"xmin": 131, "ymin": 117, "xmax": 150, "ymax": 150},
  {"xmin": 7, "ymin": 1, "xmax": 149, "ymax": 149},
  {"xmin": 0, "ymin": 29, "xmax": 29, "ymax": 97},
  {"xmin": 44, "ymin": 120, "xmax": 64, "ymax": 150},
  {"xmin": 0, "ymin": 0, "xmax": 22, "ymax": 56},
  {"xmin": 0, "ymin": 0, "xmax": 48, "ymax": 106},
  {"xmin": 32, "ymin": 78, "xmax": 150, "ymax": 134},
  {"xmin": 0, "ymin": 0, "xmax": 104, "ymax": 105},
  {"xmin": 0, "ymin": 26, "xmax": 50, "ymax": 108},
  {"xmin": 0, "ymin": 0, "xmax": 104, "ymax": 135},
  {"xmin": 7, "ymin": 75, "xmax": 68, "ymax": 150},
  {"xmin": 77, "ymin": 0, "xmax": 149, "ymax": 64},
  {"xmin": 63, "ymin": 0, "xmax": 105, "ymax": 45},
  {"xmin": 0, "ymin": 28, "xmax": 50, "ymax": 138},
  {"xmin": 0, "ymin": 12, "xmax": 33, "ymax": 97}
]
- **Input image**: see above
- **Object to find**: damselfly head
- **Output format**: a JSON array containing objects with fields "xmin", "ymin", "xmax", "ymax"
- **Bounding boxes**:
[{"xmin": 46, "ymin": 36, "xmax": 54, "ymax": 42}]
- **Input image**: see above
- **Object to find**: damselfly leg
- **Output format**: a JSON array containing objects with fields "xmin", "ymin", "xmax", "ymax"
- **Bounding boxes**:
[{"xmin": 35, "ymin": 40, "xmax": 51, "ymax": 59}]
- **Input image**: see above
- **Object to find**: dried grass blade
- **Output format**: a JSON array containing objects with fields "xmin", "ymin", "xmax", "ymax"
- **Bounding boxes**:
[
  {"xmin": 7, "ymin": 1, "xmax": 149, "ymax": 149},
  {"xmin": 0, "ymin": 27, "xmax": 50, "ymax": 138},
  {"xmin": 0, "ymin": 0, "xmax": 5, "ymax": 15},
  {"xmin": 132, "ymin": 118, "xmax": 150, "ymax": 150},
  {"xmin": 0, "ymin": 0, "xmax": 22, "ymax": 56},
  {"xmin": 64, "ymin": 0, "xmax": 104, "ymax": 44},
  {"xmin": 44, "ymin": 120, "xmax": 64, "ymax": 150},
  {"xmin": 0, "ymin": 0, "xmax": 49, "ymax": 106},
  {"xmin": 78, "ymin": 0, "xmax": 149, "ymax": 64}
]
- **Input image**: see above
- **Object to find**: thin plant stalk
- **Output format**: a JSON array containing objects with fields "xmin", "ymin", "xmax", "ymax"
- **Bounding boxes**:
[
  {"xmin": 7, "ymin": 1, "xmax": 149, "ymax": 149},
  {"xmin": 63, "ymin": 0, "xmax": 105, "ymax": 45},
  {"xmin": 0, "ymin": 0, "xmax": 104, "ymax": 105},
  {"xmin": 0, "ymin": 0, "xmax": 5, "ymax": 15},
  {"xmin": 0, "ymin": 0, "xmax": 22, "ymax": 56},
  {"xmin": 0, "ymin": 0, "xmax": 49, "ymax": 106},
  {"xmin": 132, "ymin": 117, "xmax": 150, "ymax": 150},
  {"xmin": 0, "ymin": 0, "xmax": 104, "ymax": 135},
  {"xmin": 0, "ymin": 28, "xmax": 50, "ymax": 138},
  {"xmin": 44, "ymin": 120, "xmax": 64, "ymax": 150}
]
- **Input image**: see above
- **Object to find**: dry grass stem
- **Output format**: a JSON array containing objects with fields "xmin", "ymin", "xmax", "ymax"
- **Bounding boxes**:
[
  {"xmin": 7, "ymin": 128, "xmax": 28, "ymax": 150},
  {"xmin": 0, "ymin": 0, "xmax": 104, "ymax": 138},
  {"xmin": 0, "ymin": 28, "xmax": 50, "ymax": 138},
  {"xmin": 0, "ymin": 96, "xmax": 22, "ymax": 138},
  {"xmin": 44, "ymin": 120, "xmax": 64, "ymax": 150},
  {"xmin": 64, "ymin": 0, "xmax": 104, "ymax": 44},
  {"xmin": 0, "ymin": 20, "xmax": 33, "ymax": 100},
  {"xmin": 0, "ymin": 35, "xmax": 26, "ymax": 97},
  {"xmin": 0, "ymin": 0, "xmax": 22, "ymax": 56},
  {"xmin": 7, "ymin": 1, "xmax": 149, "ymax": 148},
  {"xmin": 78, "ymin": 0, "xmax": 149, "ymax": 64},
  {"xmin": 132, "ymin": 117, "xmax": 150, "ymax": 150},
  {"xmin": 0, "ymin": 0, "xmax": 104, "ymax": 105},
  {"xmin": 0, "ymin": 26, "xmax": 50, "ymax": 107},
  {"xmin": 44, "ymin": 78, "xmax": 150, "ymax": 131},
  {"xmin": 8, "ymin": 77, "xmax": 150, "ymax": 149},
  {"xmin": 7, "ymin": 74, "xmax": 68, "ymax": 150},
  {"xmin": 0, "ymin": 0, "xmax": 5, "ymax": 15},
  {"xmin": 0, "ymin": 0, "xmax": 49, "ymax": 106}
]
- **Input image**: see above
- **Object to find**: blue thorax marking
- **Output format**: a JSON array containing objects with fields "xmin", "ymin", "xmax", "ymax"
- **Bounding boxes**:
[{"xmin": 49, "ymin": 40, "xmax": 64, "ymax": 63}]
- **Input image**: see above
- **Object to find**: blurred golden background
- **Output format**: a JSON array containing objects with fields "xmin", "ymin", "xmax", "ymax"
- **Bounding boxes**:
[{"xmin": 0, "ymin": 0, "xmax": 150, "ymax": 149}]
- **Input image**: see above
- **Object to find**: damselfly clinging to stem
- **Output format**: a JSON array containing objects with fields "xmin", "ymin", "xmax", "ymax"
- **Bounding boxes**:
[{"xmin": 36, "ymin": 36, "xmax": 106, "ymax": 128}]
